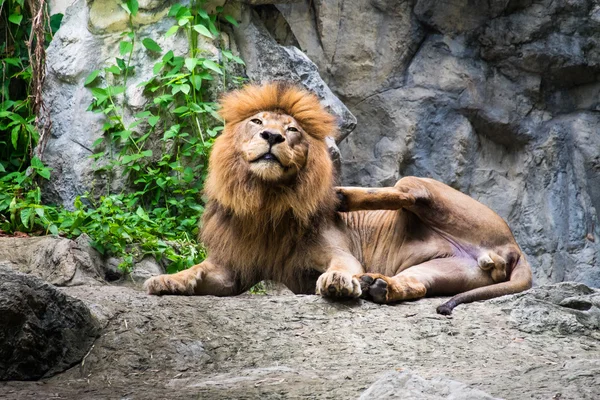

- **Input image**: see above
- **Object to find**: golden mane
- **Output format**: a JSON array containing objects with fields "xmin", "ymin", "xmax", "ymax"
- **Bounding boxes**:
[
  {"xmin": 200, "ymin": 82, "xmax": 340, "ymax": 286},
  {"xmin": 218, "ymin": 81, "xmax": 338, "ymax": 141}
]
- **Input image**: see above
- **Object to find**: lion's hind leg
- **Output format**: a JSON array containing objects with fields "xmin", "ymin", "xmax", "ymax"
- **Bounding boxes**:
[{"xmin": 357, "ymin": 257, "xmax": 494, "ymax": 306}]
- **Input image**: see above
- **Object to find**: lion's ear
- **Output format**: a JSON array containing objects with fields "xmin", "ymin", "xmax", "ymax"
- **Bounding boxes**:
[{"xmin": 218, "ymin": 82, "xmax": 339, "ymax": 141}]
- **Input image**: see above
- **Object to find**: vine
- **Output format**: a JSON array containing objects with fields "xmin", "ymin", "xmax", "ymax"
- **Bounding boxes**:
[{"xmin": 1, "ymin": 0, "xmax": 245, "ymax": 275}]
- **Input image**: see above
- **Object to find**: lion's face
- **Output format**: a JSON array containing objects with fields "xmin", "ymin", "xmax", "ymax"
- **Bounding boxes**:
[{"xmin": 240, "ymin": 111, "xmax": 309, "ymax": 182}]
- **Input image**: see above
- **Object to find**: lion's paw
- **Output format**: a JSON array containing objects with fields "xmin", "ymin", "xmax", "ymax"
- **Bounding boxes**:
[
  {"xmin": 358, "ymin": 273, "xmax": 427, "ymax": 303},
  {"xmin": 358, "ymin": 274, "xmax": 390, "ymax": 303},
  {"xmin": 316, "ymin": 271, "xmax": 362, "ymax": 299},
  {"xmin": 144, "ymin": 273, "xmax": 198, "ymax": 296}
]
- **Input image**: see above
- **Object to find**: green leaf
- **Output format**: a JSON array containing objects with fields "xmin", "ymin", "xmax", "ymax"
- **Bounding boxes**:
[
  {"xmin": 30, "ymin": 156, "xmax": 44, "ymax": 169},
  {"xmin": 120, "ymin": 40, "xmax": 133, "ymax": 56},
  {"xmin": 37, "ymin": 168, "xmax": 51, "ymax": 180},
  {"xmin": 92, "ymin": 137, "xmax": 104, "ymax": 148},
  {"xmin": 224, "ymin": 15, "xmax": 239, "ymax": 27},
  {"xmin": 127, "ymin": 0, "xmax": 139, "ymax": 16},
  {"xmin": 8, "ymin": 14, "xmax": 23, "ymax": 25},
  {"xmin": 180, "ymin": 84, "xmax": 191, "ymax": 95},
  {"xmin": 11, "ymin": 126, "xmax": 19, "ymax": 149},
  {"xmin": 152, "ymin": 61, "xmax": 164, "ymax": 75},
  {"xmin": 84, "ymin": 70, "xmax": 101, "ymax": 86},
  {"xmin": 50, "ymin": 13, "xmax": 63, "ymax": 34},
  {"xmin": 202, "ymin": 59, "xmax": 223, "ymax": 75},
  {"xmin": 165, "ymin": 25, "xmax": 179, "ymax": 37},
  {"xmin": 141, "ymin": 150, "xmax": 153, "ymax": 157},
  {"xmin": 0, "ymin": 163, "xmax": 5, "ymax": 173},
  {"xmin": 148, "ymin": 115, "xmax": 160, "ymax": 127},
  {"xmin": 173, "ymin": 106, "xmax": 189, "ymax": 114},
  {"xmin": 193, "ymin": 24, "xmax": 213, "ymax": 39},
  {"xmin": 106, "ymin": 65, "xmax": 121, "ymax": 75},
  {"xmin": 49, "ymin": 224, "xmax": 59, "ymax": 235},
  {"xmin": 4, "ymin": 58, "xmax": 20, "ymax": 67},
  {"xmin": 191, "ymin": 75, "xmax": 202, "ymax": 90},
  {"xmin": 168, "ymin": 4, "xmax": 183, "ymax": 17},
  {"xmin": 162, "ymin": 50, "xmax": 174, "ymax": 62},
  {"xmin": 20, "ymin": 208, "xmax": 33, "ymax": 229},
  {"xmin": 184, "ymin": 57, "xmax": 198, "ymax": 71},
  {"xmin": 35, "ymin": 208, "xmax": 45, "ymax": 220},
  {"xmin": 142, "ymin": 38, "xmax": 162, "ymax": 53}
]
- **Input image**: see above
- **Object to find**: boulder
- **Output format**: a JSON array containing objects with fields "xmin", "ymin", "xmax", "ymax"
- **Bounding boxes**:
[
  {"xmin": 0, "ymin": 265, "xmax": 100, "ymax": 381},
  {"xmin": 0, "ymin": 236, "xmax": 105, "ymax": 286},
  {"xmin": 1, "ymin": 283, "xmax": 599, "ymax": 398}
]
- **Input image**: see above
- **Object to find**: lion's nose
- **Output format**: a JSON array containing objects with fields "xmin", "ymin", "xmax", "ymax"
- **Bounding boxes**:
[{"xmin": 260, "ymin": 130, "xmax": 285, "ymax": 146}]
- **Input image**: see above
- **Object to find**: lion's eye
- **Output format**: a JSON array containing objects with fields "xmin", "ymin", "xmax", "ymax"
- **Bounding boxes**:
[
  {"xmin": 287, "ymin": 126, "xmax": 299, "ymax": 132},
  {"xmin": 250, "ymin": 118, "xmax": 262, "ymax": 125}
]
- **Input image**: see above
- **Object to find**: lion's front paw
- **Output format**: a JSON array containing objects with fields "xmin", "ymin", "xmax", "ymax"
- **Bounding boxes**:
[
  {"xmin": 144, "ymin": 273, "xmax": 198, "ymax": 295},
  {"xmin": 316, "ymin": 271, "xmax": 362, "ymax": 298}
]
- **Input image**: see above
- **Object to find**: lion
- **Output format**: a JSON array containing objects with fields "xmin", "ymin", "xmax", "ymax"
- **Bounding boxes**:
[{"xmin": 144, "ymin": 82, "xmax": 532, "ymax": 315}]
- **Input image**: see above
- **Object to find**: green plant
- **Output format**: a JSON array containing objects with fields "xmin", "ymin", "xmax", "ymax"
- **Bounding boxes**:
[
  {"xmin": 79, "ymin": 0, "xmax": 244, "ymax": 272},
  {"xmin": 1, "ymin": 0, "xmax": 245, "ymax": 276}
]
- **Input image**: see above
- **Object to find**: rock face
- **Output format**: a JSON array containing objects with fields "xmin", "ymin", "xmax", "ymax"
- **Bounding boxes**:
[
  {"xmin": 1, "ymin": 282, "xmax": 599, "ymax": 398},
  {"xmin": 0, "ymin": 265, "xmax": 100, "ymax": 381},
  {"xmin": 271, "ymin": 0, "xmax": 600, "ymax": 288}
]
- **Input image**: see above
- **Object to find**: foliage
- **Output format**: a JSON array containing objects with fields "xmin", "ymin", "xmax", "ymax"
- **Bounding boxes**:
[{"xmin": 0, "ymin": 0, "xmax": 244, "ymax": 274}]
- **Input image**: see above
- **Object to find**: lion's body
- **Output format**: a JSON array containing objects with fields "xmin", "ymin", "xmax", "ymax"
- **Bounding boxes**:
[{"xmin": 144, "ymin": 82, "xmax": 532, "ymax": 314}]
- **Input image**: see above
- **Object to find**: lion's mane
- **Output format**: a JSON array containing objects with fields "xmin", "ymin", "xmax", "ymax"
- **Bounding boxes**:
[{"xmin": 200, "ymin": 82, "xmax": 340, "ymax": 288}]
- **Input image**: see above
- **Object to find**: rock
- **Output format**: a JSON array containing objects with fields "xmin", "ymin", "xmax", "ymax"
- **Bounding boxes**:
[
  {"xmin": 0, "ymin": 236, "xmax": 105, "ymax": 286},
  {"xmin": 130, "ymin": 256, "xmax": 165, "ymax": 283},
  {"xmin": 1, "ymin": 283, "xmax": 599, "ymax": 398},
  {"xmin": 0, "ymin": 265, "xmax": 100, "ymax": 381},
  {"xmin": 495, "ymin": 282, "xmax": 600, "ymax": 335},
  {"xmin": 360, "ymin": 370, "xmax": 500, "ymax": 400}
]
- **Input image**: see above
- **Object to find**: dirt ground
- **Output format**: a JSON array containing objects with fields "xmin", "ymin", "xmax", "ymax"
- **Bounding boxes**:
[{"xmin": 1, "ymin": 283, "xmax": 599, "ymax": 399}]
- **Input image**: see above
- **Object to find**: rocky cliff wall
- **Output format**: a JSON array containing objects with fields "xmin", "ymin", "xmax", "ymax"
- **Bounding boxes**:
[{"xmin": 44, "ymin": 0, "xmax": 600, "ymax": 287}]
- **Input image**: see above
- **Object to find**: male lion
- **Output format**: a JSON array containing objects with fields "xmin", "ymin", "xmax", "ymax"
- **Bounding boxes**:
[{"xmin": 144, "ymin": 82, "xmax": 532, "ymax": 314}]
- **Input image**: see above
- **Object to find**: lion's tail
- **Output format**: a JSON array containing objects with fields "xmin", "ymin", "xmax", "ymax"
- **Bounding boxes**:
[{"xmin": 436, "ymin": 254, "xmax": 533, "ymax": 315}]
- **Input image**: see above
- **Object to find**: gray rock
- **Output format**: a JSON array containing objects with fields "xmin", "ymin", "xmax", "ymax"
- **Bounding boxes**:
[
  {"xmin": 360, "ymin": 370, "xmax": 500, "ymax": 400},
  {"xmin": 0, "ymin": 236, "xmax": 105, "ymax": 286},
  {"xmin": 0, "ymin": 265, "xmax": 100, "ymax": 380},
  {"xmin": 130, "ymin": 256, "xmax": 165, "ymax": 283},
  {"xmin": 2, "ymin": 283, "xmax": 599, "ymax": 398},
  {"xmin": 495, "ymin": 282, "xmax": 600, "ymax": 335}
]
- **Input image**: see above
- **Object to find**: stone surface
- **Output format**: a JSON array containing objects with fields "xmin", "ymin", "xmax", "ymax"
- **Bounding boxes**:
[
  {"xmin": 360, "ymin": 370, "xmax": 499, "ymax": 400},
  {"xmin": 271, "ymin": 0, "xmax": 600, "ymax": 288},
  {"xmin": 1, "ymin": 283, "xmax": 599, "ymax": 398},
  {"xmin": 0, "ymin": 236, "xmax": 105, "ymax": 286},
  {"xmin": 0, "ymin": 265, "xmax": 100, "ymax": 381}
]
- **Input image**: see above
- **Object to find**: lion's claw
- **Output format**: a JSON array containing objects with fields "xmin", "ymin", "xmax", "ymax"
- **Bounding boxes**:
[
  {"xmin": 144, "ymin": 274, "xmax": 197, "ymax": 295},
  {"xmin": 316, "ymin": 271, "xmax": 362, "ymax": 299}
]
